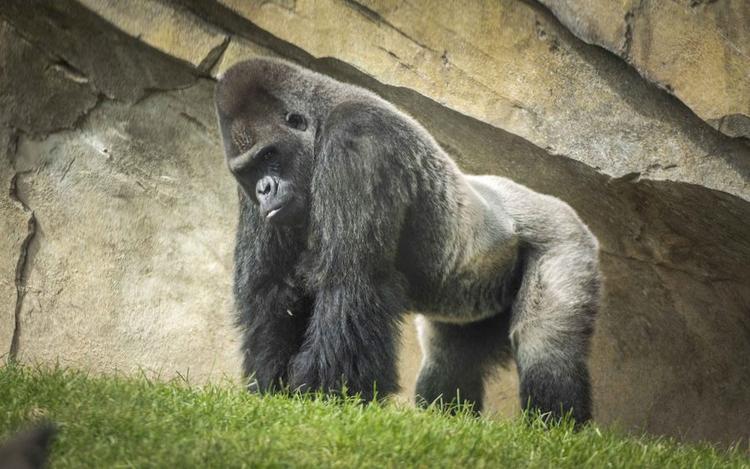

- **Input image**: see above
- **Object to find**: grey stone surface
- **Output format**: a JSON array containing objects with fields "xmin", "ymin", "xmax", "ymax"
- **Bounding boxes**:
[
  {"xmin": 0, "ymin": 21, "xmax": 97, "ymax": 136},
  {"xmin": 0, "ymin": 18, "xmax": 91, "ymax": 359}
]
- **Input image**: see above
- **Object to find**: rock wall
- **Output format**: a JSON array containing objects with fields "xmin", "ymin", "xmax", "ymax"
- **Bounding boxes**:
[
  {"xmin": 1, "ymin": 0, "xmax": 748, "ymax": 446},
  {"xmin": 539, "ymin": 0, "xmax": 750, "ymax": 139}
]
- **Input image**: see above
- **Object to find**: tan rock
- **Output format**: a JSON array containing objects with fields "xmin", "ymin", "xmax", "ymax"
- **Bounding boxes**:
[
  {"xmin": 211, "ymin": 37, "xmax": 280, "ymax": 78},
  {"xmin": 541, "ymin": 0, "xmax": 750, "ymax": 138},
  {"xmin": 11, "ymin": 81, "xmax": 242, "ymax": 382},
  {"xmin": 77, "ymin": 0, "xmax": 228, "ymax": 71},
  {"xmin": 630, "ymin": 0, "xmax": 750, "ymax": 138},
  {"xmin": 537, "ymin": 0, "xmax": 635, "ymax": 54}
]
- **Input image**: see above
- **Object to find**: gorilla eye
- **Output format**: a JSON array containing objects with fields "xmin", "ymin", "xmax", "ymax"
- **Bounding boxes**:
[{"xmin": 285, "ymin": 112, "xmax": 307, "ymax": 131}]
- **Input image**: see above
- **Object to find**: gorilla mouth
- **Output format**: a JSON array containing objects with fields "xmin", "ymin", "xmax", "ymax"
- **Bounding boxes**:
[
  {"xmin": 266, "ymin": 206, "xmax": 284, "ymax": 219},
  {"xmin": 264, "ymin": 200, "xmax": 290, "ymax": 221}
]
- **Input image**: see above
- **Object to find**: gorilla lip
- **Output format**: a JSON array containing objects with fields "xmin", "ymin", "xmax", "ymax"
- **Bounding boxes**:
[
  {"xmin": 266, "ymin": 208, "xmax": 281, "ymax": 219},
  {"xmin": 265, "ymin": 203, "xmax": 287, "ymax": 219}
]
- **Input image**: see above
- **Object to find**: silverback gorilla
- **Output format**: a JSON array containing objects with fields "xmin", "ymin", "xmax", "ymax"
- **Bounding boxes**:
[{"xmin": 215, "ymin": 58, "xmax": 601, "ymax": 422}]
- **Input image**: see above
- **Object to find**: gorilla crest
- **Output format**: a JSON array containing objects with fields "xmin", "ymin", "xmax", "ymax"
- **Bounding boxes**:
[{"xmin": 215, "ymin": 58, "xmax": 601, "ymax": 423}]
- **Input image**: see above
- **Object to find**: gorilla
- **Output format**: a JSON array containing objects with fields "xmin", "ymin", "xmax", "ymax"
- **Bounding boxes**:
[{"xmin": 215, "ymin": 58, "xmax": 601, "ymax": 422}]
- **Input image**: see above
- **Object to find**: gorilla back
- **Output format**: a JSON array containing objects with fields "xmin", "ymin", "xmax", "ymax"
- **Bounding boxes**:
[{"xmin": 215, "ymin": 58, "xmax": 601, "ymax": 422}]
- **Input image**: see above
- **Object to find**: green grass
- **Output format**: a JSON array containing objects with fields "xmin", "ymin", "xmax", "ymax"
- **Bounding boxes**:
[{"xmin": 0, "ymin": 365, "xmax": 747, "ymax": 468}]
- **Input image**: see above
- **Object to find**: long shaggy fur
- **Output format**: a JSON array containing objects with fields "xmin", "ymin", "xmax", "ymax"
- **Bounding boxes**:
[{"xmin": 215, "ymin": 58, "xmax": 601, "ymax": 421}]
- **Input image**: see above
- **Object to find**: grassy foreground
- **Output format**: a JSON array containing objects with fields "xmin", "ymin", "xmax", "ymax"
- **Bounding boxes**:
[{"xmin": 0, "ymin": 366, "xmax": 746, "ymax": 468}]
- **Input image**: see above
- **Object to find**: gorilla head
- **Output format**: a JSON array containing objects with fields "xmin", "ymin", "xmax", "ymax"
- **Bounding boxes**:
[
  {"xmin": 215, "ymin": 62, "xmax": 318, "ymax": 225},
  {"xmin": 215, "ymin": 57, "xmax": 600, "ymax": 424}
]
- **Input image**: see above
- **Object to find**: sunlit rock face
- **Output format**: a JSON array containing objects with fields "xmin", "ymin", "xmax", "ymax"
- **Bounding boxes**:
[{"xmin": 539, "ymin": 0, "xmax": 750, "ymax": 139}]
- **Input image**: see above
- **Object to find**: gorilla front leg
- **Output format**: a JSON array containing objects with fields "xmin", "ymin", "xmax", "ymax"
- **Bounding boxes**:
[
  {"xmin": 288, "ymin": 100, "xmax": 415, "ymax": 400},
  {"xmin": 237, "ymin": 282, "xmax": 311, "ymax": 393},
  {"xmin": 289, "ymin": 277, "xmax": 405, "ymax": 401}
]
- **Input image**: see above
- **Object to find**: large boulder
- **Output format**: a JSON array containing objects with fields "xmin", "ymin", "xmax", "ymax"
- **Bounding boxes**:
[
  {"xmin": 1, "ymin": 0, "xmax": 748, "ymax": 446},
  {"xmin": 539, "ymin": 0, "xmax": 750, "ymax": 139},
  {"xmin": 0, "ymin": 9, "xmax": 241, "ymax": 380},
  {"xmin": 11, "ymin": 81, "xmax": 242, "ymax": 380}
]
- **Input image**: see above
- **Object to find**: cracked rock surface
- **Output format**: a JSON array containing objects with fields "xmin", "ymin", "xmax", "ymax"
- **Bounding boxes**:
[
  {"xmin": 0, "ymin": 0, "xmax": 748, "ymax": 447},
  {"xmin": 539, "ymin": 0, "xmax": 750, "ymax": 139},
  {"xmin": 0, "ymin": 129, "xmax": 34, "ymax": 357},
  {"xmin": 0, "ymin": 21, "xmax": 98, "ymax": 136},
  {"xmin": 10, "ymin": 81, "xmax": 241, "ymax": 380}
]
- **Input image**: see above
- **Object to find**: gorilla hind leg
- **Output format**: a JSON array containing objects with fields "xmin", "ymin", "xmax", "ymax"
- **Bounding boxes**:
[
  {"xmin": 510, "ymin": 246, "xmax": 599, "ymax": 423},
  {"xmin": 415, "ymin": 313, "xmax": 512, "ymax": 413},
  {"xmin": 518, "ymin": 357, "xmax": 592, "ymax": 424}
]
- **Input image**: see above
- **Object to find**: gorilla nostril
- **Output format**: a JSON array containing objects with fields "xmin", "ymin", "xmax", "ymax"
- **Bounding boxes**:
[
  {"xmin": 256, "ymin": 176, "xmax": 275, "ymax": 198},
  {"xmin": 258, "ymin": 182, "xmax": 271, "ymax": 195}
]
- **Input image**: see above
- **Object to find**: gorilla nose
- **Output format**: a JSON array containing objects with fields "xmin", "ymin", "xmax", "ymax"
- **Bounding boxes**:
[{"xmin": 256, "ymin": 176, "xmax": 277, "ymax": 198}]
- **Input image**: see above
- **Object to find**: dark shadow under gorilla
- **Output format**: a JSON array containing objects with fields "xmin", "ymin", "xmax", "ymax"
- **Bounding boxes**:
[{"xmin": 215, "ymin": 58, "xmax": 600, "ymax": 423}]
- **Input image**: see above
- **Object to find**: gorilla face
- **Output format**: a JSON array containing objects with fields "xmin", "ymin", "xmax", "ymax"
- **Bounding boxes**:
[{"xmin": 216, "ymin": 84, "xmax": 314, "ymax": 226}]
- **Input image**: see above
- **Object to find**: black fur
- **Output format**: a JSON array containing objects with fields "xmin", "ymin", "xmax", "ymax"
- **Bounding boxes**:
[
  {"xmin": 414, "ymin": 312, "xmax": 513, "ymax": 412},
  {"xmin": 215, "ymin": 58, "xmax": 601, "ymax": 422},
  {"xmin": 0, "ymin": 423, "xmax": 56, "ymax": 469},
  {"xmin": 519, "ymin": 360, "xmax": 593, "ymax": 423}
]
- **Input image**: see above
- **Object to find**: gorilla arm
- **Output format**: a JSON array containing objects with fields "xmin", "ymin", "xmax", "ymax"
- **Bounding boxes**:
[
  {"xmin": 288, "ymin": 101, "xmax": 419, "ymax": 400},
  {"xmin": 234, "ymin": 196, "xmax": 311, "ymax": 392}
]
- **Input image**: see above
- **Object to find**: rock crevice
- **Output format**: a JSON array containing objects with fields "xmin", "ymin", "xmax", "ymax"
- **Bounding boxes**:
[{"xmin": 7, "ymin": 172, "xmax": 36, "ymax": 360}]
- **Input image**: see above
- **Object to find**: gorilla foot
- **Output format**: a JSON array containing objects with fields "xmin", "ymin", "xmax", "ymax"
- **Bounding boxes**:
[{"xmin": 519, "ymin": 361, "xmax": 592, "ymax": 425}]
